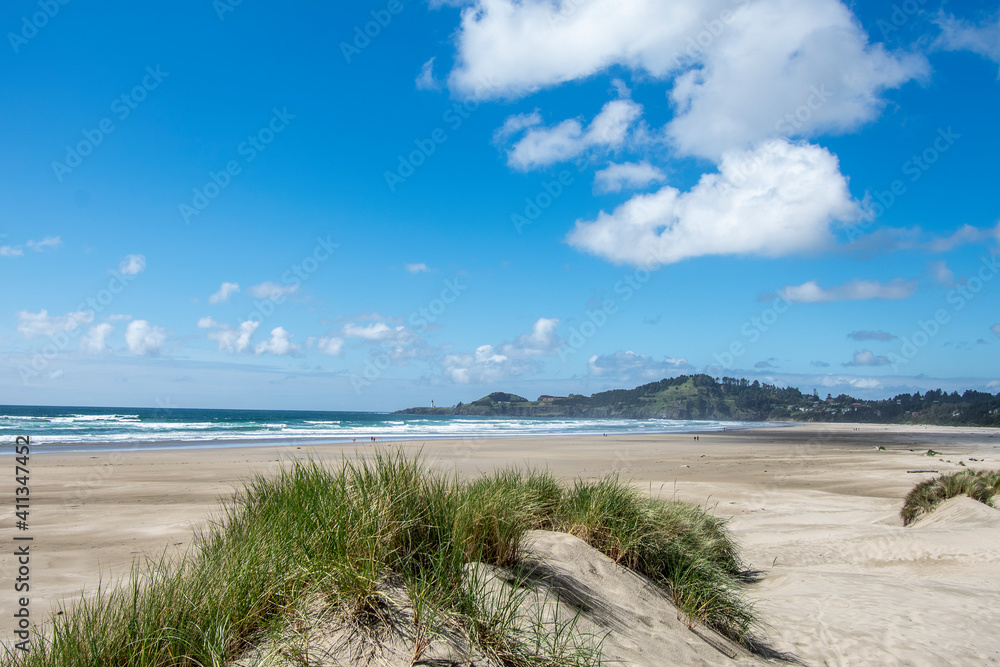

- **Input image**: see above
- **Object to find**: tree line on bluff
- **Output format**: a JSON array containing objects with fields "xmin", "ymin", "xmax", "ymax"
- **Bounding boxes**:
[{"xmin": 396, "ymin": 375, "xmax": 1000, "ymax": 426}]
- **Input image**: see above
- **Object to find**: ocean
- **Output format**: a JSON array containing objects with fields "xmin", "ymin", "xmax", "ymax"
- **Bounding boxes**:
[{"xmin": 0, "ymin": 405, "xmax": 770, "ymax": 452}]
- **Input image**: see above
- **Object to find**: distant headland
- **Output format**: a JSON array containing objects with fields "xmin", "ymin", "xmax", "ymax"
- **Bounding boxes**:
[{"xmin": 396, "ymin": 374, "xmax": 1000, "ymax": 426}]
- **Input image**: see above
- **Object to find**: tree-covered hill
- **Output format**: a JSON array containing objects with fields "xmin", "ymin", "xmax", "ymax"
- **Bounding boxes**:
[{"xmin": 396, "ymin": 375, "xmax": 1000, "ymax": 426}]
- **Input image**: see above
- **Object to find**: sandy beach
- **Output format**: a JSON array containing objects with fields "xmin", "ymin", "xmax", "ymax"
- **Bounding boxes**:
[{"xmin": 5, "ymin": 423, "xmax": 1000, "ymax": 665}]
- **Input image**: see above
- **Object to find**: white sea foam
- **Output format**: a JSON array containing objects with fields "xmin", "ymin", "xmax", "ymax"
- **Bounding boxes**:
[{"xmin": 0, "ymin": 408, "xmax": 771, "ymax": 449}]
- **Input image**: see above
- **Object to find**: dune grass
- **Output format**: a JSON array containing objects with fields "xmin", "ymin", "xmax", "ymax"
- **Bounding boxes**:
[
  {"xmin": 901, "ymin": 469, "xmax": 1000, "ymax": 526},
  {"xmin": 3, "ymin": 451, "xmax": 757, "ymax": 666}
]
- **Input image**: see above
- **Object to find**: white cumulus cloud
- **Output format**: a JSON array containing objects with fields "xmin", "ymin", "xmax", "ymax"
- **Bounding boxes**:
[
  {"xmin": 343, "ymin": 322, "xmax": 415, "ymax": 343},
  {"xmin": 844, "ymin": 349, "xmax": 890, "ymax": 367},
  {"xmin": 567, "ymin": 140, "xmax": 858, "ymax": 266},
  {"xmin": 118, "ymin": 254, "xmax": 146, "ymax": 275},
  {"xmin": 936, "ymin": 12, "xmax": 1000, "ymax": 74},
  {"xmin": 205, "ymin": 319, "xmax": 259, "ymax": 353},
  {"xmin": 927, "ymin": 260, "xmax": 956, "ymax": 287},
  {"xmin": 405, "ymin": 263, "xmax": 431, "ymax": 274},
  {"xmin": 442, "ymin": 0, "xmax": 926, "ymax": 269},
  {"xmin": 587, "ymin": 351, "xmax": 691, "ymax": 384},
  {"xmin": 416, "ymin": 57, "xmax": 441, "ymax": 90},
  {"xmin": 593, "ymin": 161, "xmax": 667, "ymax": 194},
  {"xmin": 443, "ymin": 345, "xmax": 519, "ymax": 384},
  {"xmin": 820, "ymin": 375, "xmax": 883, "ymax": 390},
  {"xmin": 209, "ymin": 282, "xmax": 240, "ymax": 304},
  {"xmin": 926, "ymin": 224, "xmax": 991, "ymax": 253},
  {"xmin": 777, "ymin": 278, "xmax": 916, "ymax": 303},
  {"xmin": 663, "ymin": 0, "xmax": 924, "ymax": 158},
  {"xmin": 316, "ymin": 336, "xmax": 345, "ymax": 356},
  {"xmin": 508, "ymin": 317, "xmax": 560, "ymax": 357},
  {"xmin": 248, "ymin": 281, "xmax": 298, "ymax": 300},
  {"xmin": 448, "ymin": 0, "xmax": 924, "ymax": 157},
  {"xmin": 255, "ymin": 326, "xmax": 299, "ymax": 356},
  {"xmin": 505, "ymin": 97, "xmax": 642, "ymax": 171},
  {"xmin": 125, "ymin": 320, "xmax": 166, "ymax": 356},
  {"xmin": 26, "ymin": 236, "xmax": 61, "ymax": 251},
  {"xmin": 448, "ymin": 0, "xmax": 714, "ymax": 98},
  {"xmin": 80, "ymin": 323, "xmax": 113, "ymax": 353},
  {"xmin": 17, "ymin": 309, "xmax": 94, "ymax": 338},
  {"xmin": 442, "ymin": 317, "xmax": 560, "ymax": 383},
  {"xmin": 493, "ymin": 110, "xmax": 542, "ymax": 143}
]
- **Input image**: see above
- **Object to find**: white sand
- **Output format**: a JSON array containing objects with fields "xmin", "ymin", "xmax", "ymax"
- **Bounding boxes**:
[{"xmin": 4, "ymin": 423, "xmax": 1000, "ymax": 665}]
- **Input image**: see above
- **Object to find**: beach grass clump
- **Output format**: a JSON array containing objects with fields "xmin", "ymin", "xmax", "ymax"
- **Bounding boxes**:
[
  {"xmin": 901, "ymin": 469, "xmax": 1000, "ymax": 525},
  {"xmin": 2, "ymin": 451, "xmax": 757, "ymax": 666},
  {"xmin": 555, "ymin": 476, "xmax": 754, "ymax": 644}
]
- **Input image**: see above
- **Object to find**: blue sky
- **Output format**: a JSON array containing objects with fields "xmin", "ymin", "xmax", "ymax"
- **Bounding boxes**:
[{"xmin": 1, "ymin": 0, "xmax": 999, "ymax": 410}]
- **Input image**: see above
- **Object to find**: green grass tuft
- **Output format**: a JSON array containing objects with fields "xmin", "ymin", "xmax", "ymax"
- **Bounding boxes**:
[
  {"xmin": 901, "ymin": 469, "xmax": 1000, "ymax": 526},
  {"xmin": 2, "ymin": 451, "xmax": 759, "ymax": 665},
  {"xmin": 555, "ymin": 476, "xmax": 754, "ymax": 644}
]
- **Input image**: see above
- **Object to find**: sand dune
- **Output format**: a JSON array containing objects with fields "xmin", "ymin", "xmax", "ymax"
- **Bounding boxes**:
[
  {"xmin": 910, "ymin": 494, "xmax": 1000, "ymax": 528},
  {"xmin": 231, "ymin": 530, "xmax": 762, "ymax": 667},
  {"xmin": 5, "ymin": 423, "xmax": 1000, "ymax": 665},
  {"xmin": 723, "ymin": 487, "xmax": 1000, "ymax": 666},
  {"xmin": 474, "ymin": 530, "xmax": 762, "ymax": 666}
]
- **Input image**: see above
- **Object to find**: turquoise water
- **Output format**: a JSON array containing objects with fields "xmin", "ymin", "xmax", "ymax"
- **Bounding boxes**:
[{"xmin": 0, "ymin": 405, "xmax": 768, "ymax": 451}]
